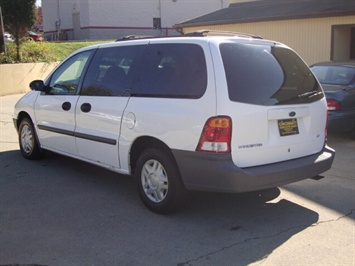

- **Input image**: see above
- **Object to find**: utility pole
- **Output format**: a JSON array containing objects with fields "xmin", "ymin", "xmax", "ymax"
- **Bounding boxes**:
[
  {"xmin": 55, "ymin": 0, "xmax": 61, "ymax": 40},
  {"xmin": 0, "ymin": 6, "xmax": 7, "ymax": 55}
]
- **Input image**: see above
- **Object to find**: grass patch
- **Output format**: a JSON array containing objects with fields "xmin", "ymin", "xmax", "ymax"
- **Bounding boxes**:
[
  {"xmin": 45, "ymin": 41, "xmax": 111, "ymax": 61},
  {"xmin": 0, "ymin": 40, "xmax": 112, "ymax": 64}
]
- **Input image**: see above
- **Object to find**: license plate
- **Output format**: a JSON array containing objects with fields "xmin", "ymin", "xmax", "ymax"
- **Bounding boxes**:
[{"xmin": 278, "ymin": 118, "xmax": 299, "ymax": 137}]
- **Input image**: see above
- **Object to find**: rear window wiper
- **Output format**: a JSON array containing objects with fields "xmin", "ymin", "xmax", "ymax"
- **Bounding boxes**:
[
  {"xmin": 276, "ymin": 90, "xmax": 323, "ymax": 105},
  {"xmin": 298, "ymin": 90, "xmax": 322, "ymax": 98}
]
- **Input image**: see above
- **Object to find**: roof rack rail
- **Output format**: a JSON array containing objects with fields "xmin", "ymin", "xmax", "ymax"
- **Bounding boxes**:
[
  {"xmin": 116, "ymin": 35, "xmax": 155, "ymax": 41},
  {"xmin": 184, "ymin": 30, "xmax": 263, "ymax": 39}
]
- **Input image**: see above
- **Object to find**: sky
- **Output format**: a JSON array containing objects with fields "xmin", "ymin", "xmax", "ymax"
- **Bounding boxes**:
[{"xmin": 36, "ymin": 0, "xmax": 42, "ymax": 7}]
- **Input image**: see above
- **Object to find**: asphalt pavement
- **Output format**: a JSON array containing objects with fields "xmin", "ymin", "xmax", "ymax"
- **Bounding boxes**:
[{"xmin": 1, "ymin": 94, "xmax": 354, "ymax": 266}]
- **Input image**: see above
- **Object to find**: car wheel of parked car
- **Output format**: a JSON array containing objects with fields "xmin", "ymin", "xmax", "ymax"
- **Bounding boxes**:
[
  {"xmin": 135, "ymin": 148, "xmax": 186, "ymax": 214},
  {"xmin": 19, "ymin": 118, "xmax": 42, "ymax": 159}
]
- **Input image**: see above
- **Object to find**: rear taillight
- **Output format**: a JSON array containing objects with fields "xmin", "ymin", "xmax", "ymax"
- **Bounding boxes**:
[
  {"xmin": 327, "ymin": 99, "xmax": 341, "ymax": 111},
  {"xmin": 196, "ymin": 116, "xmax": 232, "ymax": 153}
]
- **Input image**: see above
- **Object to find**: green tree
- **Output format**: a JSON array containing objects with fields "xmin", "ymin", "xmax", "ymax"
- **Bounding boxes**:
[{"xmin": 0, "ymin": 0, "xmax": 36, "ymax": 61}]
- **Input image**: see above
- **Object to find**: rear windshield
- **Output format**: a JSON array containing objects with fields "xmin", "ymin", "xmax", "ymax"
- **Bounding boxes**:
[
  {"xmin": 310, "ymin": 65, "xmax": 355, "ymax": 88},
  {"xmin": 220, "ymin": 43, "xmax": 323, "ymax": 105}
]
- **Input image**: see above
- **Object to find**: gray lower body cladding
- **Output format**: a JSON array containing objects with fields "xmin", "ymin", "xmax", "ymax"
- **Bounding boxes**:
[{"xmin": 172, "ymin": 145, "xmax": 335, "ymax": 193}]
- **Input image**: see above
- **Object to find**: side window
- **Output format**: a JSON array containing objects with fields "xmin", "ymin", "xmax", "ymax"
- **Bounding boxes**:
[
  {"xmin": 132, "ymin": 43, "xmax": 207, "ymax": 98},
  {"xmin": 48, "ymin": 51, "xmax": 92, "ymax": 95},
  {"xmin": 81, "ymin": 45, "xmax": 145, "ymax": 96}
]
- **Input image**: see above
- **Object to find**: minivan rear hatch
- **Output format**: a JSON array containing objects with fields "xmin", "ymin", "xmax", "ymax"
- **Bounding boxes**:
[{"xmin": 218, "ymin": 41, "xmax": 326, "ymax": 168}]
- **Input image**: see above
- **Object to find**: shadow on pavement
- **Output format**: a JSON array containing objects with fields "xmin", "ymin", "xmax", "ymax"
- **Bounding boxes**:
[
  {"xmin": 283, "ymin": 131, "xmax": 355, "ymax": 220},
  {"xmin": 1, "ymin": 149, "xmax": 319, "ymax": 265}
]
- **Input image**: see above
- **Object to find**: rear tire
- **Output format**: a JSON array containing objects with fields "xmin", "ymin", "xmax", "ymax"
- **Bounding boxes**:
[
  {"xmin": 18, "ymin": 118, "xmax": 42, "ymax": 160},
  {"xmin": 135, "ymin": 148, "xmax": 186, "ymax": 214}
]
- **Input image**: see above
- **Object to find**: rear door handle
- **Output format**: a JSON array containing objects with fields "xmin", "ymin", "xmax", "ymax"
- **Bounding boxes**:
[
  {"xmin": 62, "ymin": 102, "xmax": 71, "ymax": 111},
  {"xmin": 80, "ymin": 103, "xmax": 91, "ymax": 113}
]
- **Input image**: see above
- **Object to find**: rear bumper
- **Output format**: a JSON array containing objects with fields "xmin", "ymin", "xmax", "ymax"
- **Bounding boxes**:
[{"xmin": 172, "ymin": 145, "xmax": 335, "ymax": 193}]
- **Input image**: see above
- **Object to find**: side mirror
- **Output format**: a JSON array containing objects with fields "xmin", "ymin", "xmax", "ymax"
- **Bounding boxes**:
[{"xmin": 29, "ymin": 80, "xmax": 45, "ymax": 91}]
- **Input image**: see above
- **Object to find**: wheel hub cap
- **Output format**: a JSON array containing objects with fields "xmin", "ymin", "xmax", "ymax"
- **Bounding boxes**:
[
  {"xmin": 21, "ymin": 125, "xmax": 33, "ymax": 154},
  {"xmin": 141, "ymin": 159, "xmax": 168, "ymax": 203}
]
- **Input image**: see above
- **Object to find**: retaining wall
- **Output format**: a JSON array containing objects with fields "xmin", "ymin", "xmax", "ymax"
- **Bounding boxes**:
[{"xmin": 0, "ymin": 62, "xmax": 58, "ymax": 96}]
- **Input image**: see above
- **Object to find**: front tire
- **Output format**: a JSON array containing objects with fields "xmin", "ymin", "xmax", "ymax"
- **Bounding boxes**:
[
  {"xmin": 18, "ymin": 118, "xmax": 42, "ymax": 159},
  {"xmin": 135, "ymin": 148, "xmax": 186, "ymax": 214}
]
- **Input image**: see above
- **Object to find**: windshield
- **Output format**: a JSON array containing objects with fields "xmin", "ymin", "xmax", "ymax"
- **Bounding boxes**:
[
  {"xmin": 220, "ymin": 43, "xmax": 323, "ymax": 105},
  {"xmin": 310, "ymin": 65, "xmax": 355, "ymax": 87}
]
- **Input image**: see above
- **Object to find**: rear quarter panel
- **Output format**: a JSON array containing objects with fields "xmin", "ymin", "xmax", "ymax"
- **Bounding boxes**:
[{"xmin": 118, "ymin": 40, "xmax": 218, "ymax": 173}]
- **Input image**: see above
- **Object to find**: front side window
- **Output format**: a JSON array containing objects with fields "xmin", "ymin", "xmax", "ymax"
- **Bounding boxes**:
[
  {"xmin": 132, "ymin": 43, "xmax": 207, "ymax": 98},
  {"xmin": 220, "ymin": 43, "xmax": 323, "ymax": 105},
  {"xmin": 81, "ymin": 45, "xmax": 145, "ymax": 96},
  {"xmin": 48, "ymin": 51, "xmax": 92, "ymax": 95}
]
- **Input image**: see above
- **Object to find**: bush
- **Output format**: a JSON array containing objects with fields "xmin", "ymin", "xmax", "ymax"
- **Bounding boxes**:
[
  {"xmin": 22, "ymin": 41, "xmax": 57, "ymax": 63},
  {"xmin": 0, "ymin": 41, "xmax": 55, "ymax": 63},
  {"xmin": 0, "ymin": 40, "xmax": 111, "ymax": 64}
]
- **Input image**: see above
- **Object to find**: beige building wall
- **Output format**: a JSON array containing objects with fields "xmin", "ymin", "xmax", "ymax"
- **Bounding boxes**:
[{"xmin": 182, "ymin": 15, "xmax": 355, "ymax": 65}]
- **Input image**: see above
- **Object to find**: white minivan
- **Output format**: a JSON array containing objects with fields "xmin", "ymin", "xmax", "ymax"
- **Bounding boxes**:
[{"xmin": 14, "ymin": 31, "xmax": 335, "ymax": 213}]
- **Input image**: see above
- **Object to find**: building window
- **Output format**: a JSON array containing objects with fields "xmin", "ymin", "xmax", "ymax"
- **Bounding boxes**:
[{"xmin": 153, "ymin": 18, "xmax": 161, "ymax": 29}]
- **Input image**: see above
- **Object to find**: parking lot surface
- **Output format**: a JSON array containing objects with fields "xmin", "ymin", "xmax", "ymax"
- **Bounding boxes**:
[{"xmin": 1, "ymin": 94, "xmax": 354, "ymax": 265}]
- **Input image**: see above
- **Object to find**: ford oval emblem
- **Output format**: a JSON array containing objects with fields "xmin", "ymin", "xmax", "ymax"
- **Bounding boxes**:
[{"xmin": 289, "ymin": 111, "xmax": 296, "ymax": 117}]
